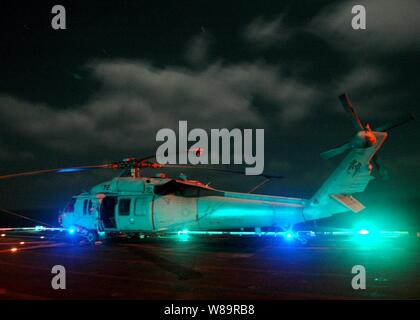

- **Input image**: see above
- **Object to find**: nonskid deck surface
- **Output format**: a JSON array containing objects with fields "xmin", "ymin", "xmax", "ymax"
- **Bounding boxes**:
[{"xmin": 0, "ymin": 233, "xmax": 418, "ymax": 299}]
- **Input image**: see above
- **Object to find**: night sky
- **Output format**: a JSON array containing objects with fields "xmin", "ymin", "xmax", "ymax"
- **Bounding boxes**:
[{"xmin": 0, "ymin": 0, "xmax": 419, "ymax": 228}]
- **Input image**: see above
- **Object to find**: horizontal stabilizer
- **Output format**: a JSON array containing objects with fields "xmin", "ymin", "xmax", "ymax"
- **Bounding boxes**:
[{"xmin": 330, "ymin": 194, "xmax": 365, "ymax": 213}]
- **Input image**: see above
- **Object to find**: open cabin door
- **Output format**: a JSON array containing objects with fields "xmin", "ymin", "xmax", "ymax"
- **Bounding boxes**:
[{"xmin": 100, "ymin": 196, "xmax": 117, "ymax": 229}]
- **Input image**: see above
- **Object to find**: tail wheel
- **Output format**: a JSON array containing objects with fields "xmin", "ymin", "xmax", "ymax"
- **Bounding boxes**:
[{"xmin": 86, "ymin": 231, "xmax": 99, "ymax": 243}]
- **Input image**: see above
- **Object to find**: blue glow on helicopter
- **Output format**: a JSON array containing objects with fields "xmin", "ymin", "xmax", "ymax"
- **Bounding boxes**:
[
  {"xmin": 285, "ymin": 231, "xmax": 294, "ymax": 240},
  {"xmin": 57, "ymin": 168, "xmax": 85, "ymax": 173},
  {"xmin": 68, "ymin": 227, "xmax": 76, "ymax": 234}
]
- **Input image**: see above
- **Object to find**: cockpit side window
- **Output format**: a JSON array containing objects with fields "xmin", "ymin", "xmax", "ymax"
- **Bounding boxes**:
[
  {"xmin": 64, "ymin": 198, "xmax": 76, "ymax": 213},
  {"xmin": 118, "ymin": 198, "xmax": 131, "ymax": 216}
]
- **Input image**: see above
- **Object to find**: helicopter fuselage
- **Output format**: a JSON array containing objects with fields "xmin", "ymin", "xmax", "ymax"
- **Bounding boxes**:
[{"xmin": 60, "ymin": 176, "xmax": 306, "ymax": 237}]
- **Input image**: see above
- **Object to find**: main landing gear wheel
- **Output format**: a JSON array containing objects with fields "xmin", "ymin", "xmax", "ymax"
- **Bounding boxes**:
[{"xmin": 86, "ymin": 231, "xmax": 99, "ymax": 243}]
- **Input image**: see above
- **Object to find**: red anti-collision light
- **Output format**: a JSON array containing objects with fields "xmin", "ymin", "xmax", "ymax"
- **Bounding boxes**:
[{"xmin": 365, "ymin": 131, "xmax": 377, "ymax": 146}]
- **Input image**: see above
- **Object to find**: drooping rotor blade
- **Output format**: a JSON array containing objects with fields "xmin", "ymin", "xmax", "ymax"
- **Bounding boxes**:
[
  {"xmin": 248, "ymin": 178, "xmax": 271, "ymax": 193},
  {"xmin": 339, "ymin": 93, "xmax": 365, "ymax": 131},
  {"xmin": 162, "ymin": 164, "xmax": 284, "ymax": 179},
  {"xmin": 320, "ymin": 141, "xmax": 352, "ymax": 160},
  {"xmin": 0, "ymin": 164, "xmax": 110, "ymax": 180},
  {"xmin": 374, "ymin": 112, "xmax": 415, "ymax": 132},
  {"xmin": 260, "ymin": 173, "xmax": 285, "ymax": 179}
]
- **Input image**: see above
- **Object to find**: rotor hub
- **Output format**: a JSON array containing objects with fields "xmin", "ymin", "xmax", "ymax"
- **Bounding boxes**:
[{"xmin": 355, "ymin": 130, "xmax": 377, "ymax": 148}]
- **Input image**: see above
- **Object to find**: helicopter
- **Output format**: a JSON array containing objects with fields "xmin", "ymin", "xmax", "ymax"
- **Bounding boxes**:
[{"xmin": 0, "ymin": 94, "xmax": 414, "ymax": 243}]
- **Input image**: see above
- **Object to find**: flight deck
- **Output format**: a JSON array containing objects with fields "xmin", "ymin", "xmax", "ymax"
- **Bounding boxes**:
[{"xmin": 0, "ymin": 232, "xmax": 418, "ymax": 299}]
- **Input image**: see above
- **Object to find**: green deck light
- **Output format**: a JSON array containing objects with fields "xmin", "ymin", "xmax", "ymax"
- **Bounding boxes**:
[{"xmin": 359, "ymin": 229, "xmax": 369, "ymax": 235}]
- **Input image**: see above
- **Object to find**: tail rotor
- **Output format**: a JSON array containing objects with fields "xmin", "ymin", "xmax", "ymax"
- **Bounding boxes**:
[{"xmin": 320, "ymin": 93, "xmax": 414, "ymax": 179}]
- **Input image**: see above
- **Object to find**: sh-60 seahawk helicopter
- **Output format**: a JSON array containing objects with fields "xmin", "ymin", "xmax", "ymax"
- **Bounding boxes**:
[{"xmin": 0, "ymin": 94, "xmax": 414, "ymax": 243}]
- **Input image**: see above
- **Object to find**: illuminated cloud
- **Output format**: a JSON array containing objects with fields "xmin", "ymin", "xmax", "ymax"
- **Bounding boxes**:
[
  {"xmin": 309, "ymin": 0, "xmax": 420, "ymax": 52},
  {"xmin": 243, "ymin": 15, "xmax": 291, "ymax": 48},
  {"xmin": 0, "ymin": 60, "xmax": 319, "ymax": 156},
  {"xmin": 185, "ymin": 32, "xmax": 213, "ymax": 66}
]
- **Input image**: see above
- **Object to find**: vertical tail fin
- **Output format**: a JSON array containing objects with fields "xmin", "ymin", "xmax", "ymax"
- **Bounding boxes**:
[
  {"xmin": 303, "ymin": 94, "xmax": 413, "ymax": 222},
  {"xmin": 304, "ymin": 131, "xmax": 387, "ymax": 221}
]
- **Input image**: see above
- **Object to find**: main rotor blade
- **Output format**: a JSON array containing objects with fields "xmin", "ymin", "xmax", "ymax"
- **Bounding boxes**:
[
  {"xmin": 0, "ymin": 164, "xmax": 110, "ymax": 180},
  {"xmin": 248, "ymin": 178, "xmax": 271, "ymax": 193},
  {"xmin": 374, "ymin": 112, "xmax": 415, "ymax": 132},
  {"xmin": 139, "ymin": 149, "xmax": 205, "ymax": 163},
  {"xmin": 162, "ymin": 164, "xmax": 284, "ymax": 179},
  {"xmin": 320, "ymin": 142, "xmax": 352, "ymax": 160},
  {"xmin": 339, "ymin": 93, "xmax": 364, "ymax": 131}
]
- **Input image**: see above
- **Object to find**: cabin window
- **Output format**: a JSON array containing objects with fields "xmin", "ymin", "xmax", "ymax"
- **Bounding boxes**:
[
  {"xmin": 87, "ymin": 200, "xmax": 93, "ymax": 215},
  {"xmin": 83, "ymin": 199, "xmax": 89, "ymax": 215},
  {"xmin": 118, "ymin": 198, "xmax": 131, "ymax": 216}
]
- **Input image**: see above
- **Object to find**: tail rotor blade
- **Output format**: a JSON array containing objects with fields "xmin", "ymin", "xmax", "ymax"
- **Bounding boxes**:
[
  {"xmin": 320, "ymin": 142, "xmax": 352, "ymax": 160},
  {"xmin": 374, "ymin": 112, "xmax": 415, "ymax": 132},
  {"xmin": 339, "ymin": 93, "xmax": 364, "ymax": 131}
]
